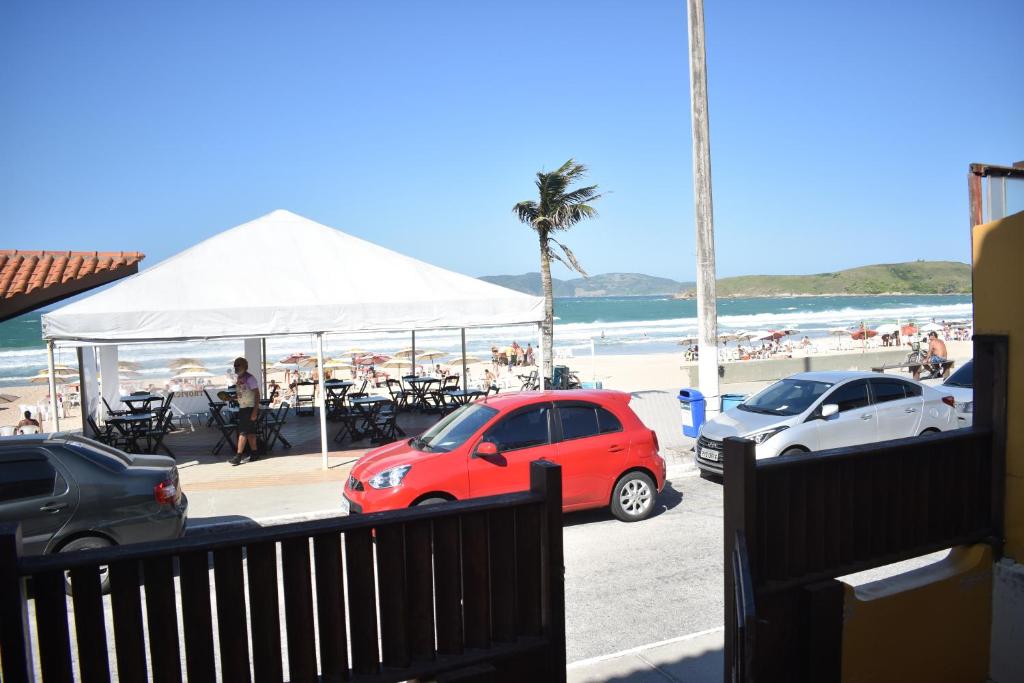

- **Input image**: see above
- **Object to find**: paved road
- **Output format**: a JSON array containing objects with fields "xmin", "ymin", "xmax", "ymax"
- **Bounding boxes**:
[{"xmin": 564, "ymin": 472, "xmax": 724, "ymax": 663}]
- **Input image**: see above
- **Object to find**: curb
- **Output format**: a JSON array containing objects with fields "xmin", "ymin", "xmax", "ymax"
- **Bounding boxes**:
[
  {"xmin": 186, "ymin": 508, "xmax": 343, "ymax": 535},
  {"xmin": 567, "ymin": 626, "xmax": 725, "ymax": 670}
]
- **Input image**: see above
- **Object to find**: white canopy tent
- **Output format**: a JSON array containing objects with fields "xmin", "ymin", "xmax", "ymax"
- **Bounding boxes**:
[{"xmin": 42, "ymin": 209, "xmax": 546, "ymax": 466}]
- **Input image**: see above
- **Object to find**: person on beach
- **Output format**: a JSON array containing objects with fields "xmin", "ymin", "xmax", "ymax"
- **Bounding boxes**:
[
  {"xmin": 230, "ymin": 357, "xmax": 260, "ymax": 466},
  {"xmin": 525, "ymin": 343, "xmax": 535, "ymax": 366},
  {"xmin": 16, "ymin": 410, "xmax": 41, "ymax": 433},
  {"xmin": 926, "ymin": 331, "xmax": 947, "ymax": 367}
]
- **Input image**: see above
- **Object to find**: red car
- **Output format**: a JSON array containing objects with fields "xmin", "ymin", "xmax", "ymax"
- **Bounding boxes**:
[{"xmin": 343, "ymin": 390, "xmax": 666, "ymax": 522}]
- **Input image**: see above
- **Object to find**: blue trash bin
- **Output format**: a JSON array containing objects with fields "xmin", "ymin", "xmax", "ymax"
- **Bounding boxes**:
[
  {"xmin": 721, "ymin": 393, "xmax": 747, "ymax": 411},
  {"xmin": 678, "ymin": 388, "xmax": 706, "ymax": 438}
]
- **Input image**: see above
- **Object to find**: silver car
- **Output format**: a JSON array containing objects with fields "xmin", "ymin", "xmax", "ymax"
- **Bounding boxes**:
[
  {"xmin": 695, "ymin": 371, "xmax": 957, "ymax": 474},
  {"xmin": 938, "ymin": 360, "xmax": 973, "ymax": 428}
]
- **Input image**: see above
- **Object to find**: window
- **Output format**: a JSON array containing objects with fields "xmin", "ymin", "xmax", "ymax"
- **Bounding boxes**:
[
  {"xmin": 870, "ymin": 380, "xmax": 907, "ymax": 404},
  {"xmin": 418, "ymin": 403, "xmax": 498, "ymax": 453},
  {"xmin": 0, "ymin": 457, "xmax": 57, "ymax": 503},
  {"xmin": 596, "ymin": 407, "xmax": 623, "ymax": 434},
  {"xmin": 903, "ymin": 382, "xmax": 922, "ymax": 397},
  {"xmin": 559, "ymin": 405, "xmax": 600, "ymax": 441},
  {"xmin": 825, "ymin": 380, "xmax": 870, "ymax": 412},
  {"xmin": 740, "ymin": 379, "xmax": 834, "ymax": 416},
  {"xmin": 484, "ymin": 405, "xmax": 551, "ymax": 451}
]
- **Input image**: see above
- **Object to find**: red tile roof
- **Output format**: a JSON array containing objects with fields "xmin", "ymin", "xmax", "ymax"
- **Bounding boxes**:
[{"xmin": 0, "ymin": 250, "xmax": 145, "ymax": 323}]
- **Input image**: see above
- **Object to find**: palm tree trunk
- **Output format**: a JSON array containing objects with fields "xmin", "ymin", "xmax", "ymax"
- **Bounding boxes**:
[{"xmin": 539, "ymin": 232, "xmax": 554, "ymax": 383}]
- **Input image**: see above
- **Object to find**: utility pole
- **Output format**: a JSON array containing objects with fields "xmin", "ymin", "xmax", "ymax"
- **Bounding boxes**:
[{"xmin": 686, "ymin": 0, "xmax": 720, "ymax": 413}]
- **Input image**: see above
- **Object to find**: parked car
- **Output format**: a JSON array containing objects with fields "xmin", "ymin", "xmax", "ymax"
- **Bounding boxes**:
[
  {"xmin": 695, "ymin": 371, "xmax": 956, "ymax": 476},
  {"xmin": 0, "ymin": 433, "xmax": 188, "ymax": 592},
  {"xmin": 343, "ymin": 390, "xmax": 666, "ymax": 522},
  {"xmin": 938, "ymin": 360, "xmax": 973, "ymax": 428}
]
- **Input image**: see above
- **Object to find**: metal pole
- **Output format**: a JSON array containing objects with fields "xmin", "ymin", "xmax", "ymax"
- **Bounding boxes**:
[
  {"xmin": 316, "ymin": 333, "xmax": 328, "ymax": 470},
  {"xmin": 536, "ymin": 323, "xmax": 544, "ymax": 390},
  {"xmin": 46, "ymin": 340, "xmax": 59, "ymax": 432},
  {"xmin": 591, "ymin": 338, "xmax": 596, "ymax": 383},
  {"xmin": 460, "ymin": 328, "xmax": 467, "ymax": 389},
  {"xmin": 687, "ymin": 0, "xmax": 720, "ymax": 413},
  {"xmin": 411, "ymin": 330, "xmax": 416, "ymax": 378},
  {"xmin": 261, "ymin": 337, "xmax": 268, "ymax": 395}
]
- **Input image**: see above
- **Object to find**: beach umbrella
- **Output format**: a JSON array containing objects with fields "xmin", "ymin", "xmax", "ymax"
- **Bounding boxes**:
[
  {"xmin": 32, "ymin": 372, "xmax": 78, "ymax": 384},
  {"xmin": 745, "ymin": 330, "xmax": 774, "ymax": 341},
  {"xmin": 417, "ymin": 350, "xmax": 449, "ymax": 363},
  {"xmin": 678, "ymin": 336, "xmax": 699, "ymax": 346},
  {"xmin": 295, "ymin": 356, "xmax": 322, "ymax": 368},
  {"xmin": 920, "ymin": 322, "xmax": 943, "ymax": 332},
  {"xmin": 778, "ymin": 329, "xmax": 800, "ymax": 337},
  {"xmin": 850, "ymin": 328, "xmax": 878, "ymax": 340},
  {"xmin": 717, "ymin": 332, "xmax": 742, "ymax": 343},
  {"xmin": 392, "ymin": 348, "xmax": 415, "ymax": 359},
  {"xmin": 827, "ymin": 328, "xmax": 848, "ymax": 336},
  {"xmin": 170, "ymin": 357, "xmax": 205, "ymax": 369},
  {"xmin": 380, "ymin": 358, "xmax": 411, "ymax": 371},
  {"xmin": 875, "ymin": 323, "xmax": 900, "ymax": 335},
  {"xmin": 0, "ymin": 393, "xmax": 19, "ymax": 403},
  {"xmin": 356, "ymin": 354, "xmax": 390, "ymax": 366},
  {"xmin": 341, "ymin": 347, "xmax": 370, "ymax": 357},
  {"xmin": 323, "ymin": 359, "xmax": 354, "ymax": 370},
  {"xmin": 278, "ymin": 352, "xmax": 311, "ymax": 366},
  {"xmin": 447, "ymin": 355, "xmax": 483, "ymax": 365}
]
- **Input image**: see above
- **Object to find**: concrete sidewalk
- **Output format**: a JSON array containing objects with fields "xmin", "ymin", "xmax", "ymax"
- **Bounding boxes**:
[{"xmin": 568, "ymin": 628, "xmax": 724, "ymax": 682}]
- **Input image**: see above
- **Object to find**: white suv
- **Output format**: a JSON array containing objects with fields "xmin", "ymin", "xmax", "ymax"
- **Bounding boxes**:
[{"xmin": 695, "ymin": 371, "xmax": 956, "ymax": 474}]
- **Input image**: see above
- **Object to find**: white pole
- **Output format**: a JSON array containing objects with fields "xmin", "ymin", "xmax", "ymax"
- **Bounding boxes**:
[
  {"xmin": 535, "ymin": 323, "xmax": 544, "ymax": 390},
  {"xmin": 460, "ymin": 328, "xmax": 467, "ymax": 389},
  {"xmin": 687, "ymin": 0, "xmax": 720, "ymax": 413},
  {"xmin": 591, "ymin": 338, "xmax": 596, "ymax": 383},
  {"xmin": 411, "ymin": 330, "xmax": 416, "ymax": 378},
  {"xmin": 46, "ymin": 340, "xmax": 59, "ymax": 432},
  {"xmin": 316, "ymin": 333, "xmax": 328, "ymax": 470}
]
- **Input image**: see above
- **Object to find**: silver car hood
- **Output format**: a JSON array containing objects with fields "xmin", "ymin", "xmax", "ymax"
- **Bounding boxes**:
[{"xmin": 700, "ymin": 407, "xmax": 788, "ymax": 440}]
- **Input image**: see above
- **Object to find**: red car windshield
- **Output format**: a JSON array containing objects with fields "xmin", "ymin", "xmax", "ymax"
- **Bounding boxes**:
[{"xmin": 415, "ymin": 403, "xmax": 499, "ymax": 452}]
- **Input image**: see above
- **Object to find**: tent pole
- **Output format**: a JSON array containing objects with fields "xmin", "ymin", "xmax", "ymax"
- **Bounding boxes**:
[
  {"xmin": 261, "ymin": 338, "xmax": 267, "ymax": 395},
  {"xmin": 411, "ymin": 330, "xmax": 416, "ymax": 377},
  {"xmin": 46, "ymin": 340, "xmax": 59, "ymax": 432},
  {"xmin": 317, "ymin": 333, "xmax": 328, "ymax": 470},
  {"xmin": 591, "ymin": 337, "xmax": 596, "ymax": 383},
  {"xmin": 461, "ymin": 328, "xmax": 467, "ymax": 389},
  {"xmin": 536, "ymin": 323, "xmax": 544, "ymax": 391}
]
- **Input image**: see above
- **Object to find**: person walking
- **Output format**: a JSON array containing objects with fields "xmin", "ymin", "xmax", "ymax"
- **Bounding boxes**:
[
  {"xmin": 525, "ymin": 343, "xmax": 535, "ymax": 366},
  {"xmin": 230, "ymin": 357, "xmax": 261, "ymax": 466}
]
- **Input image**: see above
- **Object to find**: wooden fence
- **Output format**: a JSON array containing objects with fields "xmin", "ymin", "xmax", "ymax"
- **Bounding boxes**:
[
  {"xmin": 724, "ymin": 335, "xmax": 1008, "ymax": 683},
  {"xmin": 0, "ymin": 460, "xmax": 567, "ymax": 682}
]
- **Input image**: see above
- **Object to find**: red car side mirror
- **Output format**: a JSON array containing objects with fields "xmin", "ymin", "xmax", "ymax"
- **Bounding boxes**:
[{"xmin": 474, "ymin": 441, "xmax": 499, "ymax": 458}]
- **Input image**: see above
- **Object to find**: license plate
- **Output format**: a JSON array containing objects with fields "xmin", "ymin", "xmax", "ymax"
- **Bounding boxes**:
[
  {"xmin": 699, "ymin": 447, "xmax": 721, "ymax": 462},
  {"xmin": 340, "ymin": 496, "xmax": 351, "ymax": 515}
]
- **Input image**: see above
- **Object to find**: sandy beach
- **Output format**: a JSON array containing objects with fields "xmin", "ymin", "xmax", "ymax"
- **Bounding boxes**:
[{"xmin": 1, "ymin": 338, "xmax": 973, "ymax": 431}]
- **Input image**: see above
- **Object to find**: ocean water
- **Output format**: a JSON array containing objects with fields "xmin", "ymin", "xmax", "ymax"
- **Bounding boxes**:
[{"xmin": 0, "ymin": 294, "xmax": 972, "ymax": 387}]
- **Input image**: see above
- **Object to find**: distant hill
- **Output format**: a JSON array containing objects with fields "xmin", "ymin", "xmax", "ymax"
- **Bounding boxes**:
[
  {"xmin": 677, "ymin": 261, "xmax": 971, "ymax": 298},
  {"xmin": 479, "ymin": 272, "xmax": 693, "ymax": 297}
]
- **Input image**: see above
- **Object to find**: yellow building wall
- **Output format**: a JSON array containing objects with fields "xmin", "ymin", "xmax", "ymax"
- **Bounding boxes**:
[
  {"xmin": 973, "ymin": 209, "xmax": 1024, "ymax": 560},
  {"xmin": 841, "ymin": 545, "xmax": 993, "ymax": 683}
]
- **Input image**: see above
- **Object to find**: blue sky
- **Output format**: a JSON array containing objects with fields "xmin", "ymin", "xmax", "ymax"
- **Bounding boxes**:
[{"xmin": 1, "ymin": 1, "xmax": 1021, "ymax": 282}]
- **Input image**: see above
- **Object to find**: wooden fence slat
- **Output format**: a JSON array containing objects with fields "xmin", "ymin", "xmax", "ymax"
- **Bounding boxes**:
[
  {"xmin": 433, "ymin": 516, "xmax": 464, "ymax": 655},
  {"xmin": 281, "ymin": 537, "xmax": 318, "ymax": 682},
  {"xmin": 345, "ymin": 527, "xmax": 380, "ymax": 675},
  {"xmin": 179, "ymin": 550, "xmax": 216, "ymax": 683},
  {"xmin": 33, "ymin": 569, "xmax": 73, "ymax": 683},
  {"xmin": 532, "ymin": 460, "xmax": 566, "ymax": 681},
  {"xmin": 789, "ymin": 467, "xmax": 807, "ymax": 578},
  {"xmin": 109, "ymin": 560, "xmax": 147, "ymax": 681},
  {"xmin": 144, "ymin": 555, "xmax": 183, "ymax": 683},
  {"xmin": 213, "ymin": 546, "xmax": 251, "ymax": 683},
  {"xmin": 70, "ymin": 564, "xmax": 111, "ymax": 682},
  {"xmin": 489, "ymin": 508, "xmax": 517, "ymax": 642},
  {"xmin": 246, "ymin": 541, "xmax": 283, "ymax": 683},
  {"xmin": 405, "ymin": 519, "xmax": 436, "ymax": 662},
  {"xmin": 514, "ymin": 504, "xmax": 542, "ymax": 638},
  {"xmin": 376, "ymin": 524, "xmax": 411, "ymax": 668},
  {"xmin": 461, "ymin": 511, "xmax": 490, "ymax": 650},
  {"xmin": 313, "ymin": 533, "xmax": 349, "ymax": 682},
  {"xmin": 0, "ymin": 526, "xmax": 32, "ymax": 683}
]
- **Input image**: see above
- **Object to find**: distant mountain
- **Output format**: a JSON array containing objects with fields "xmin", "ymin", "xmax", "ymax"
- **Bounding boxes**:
[
  {"xmin": 676, "ymin": 261, "xmax": 971, "ymax": 298},
  {"xmin": 479, "ymin": 272, "xmax": 693, "ymax": 297}
]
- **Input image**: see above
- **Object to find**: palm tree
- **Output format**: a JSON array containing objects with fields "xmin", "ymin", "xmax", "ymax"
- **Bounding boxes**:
[{"xmin": 513, "ymin": 159, "xmax": 603, "ymax": 383}]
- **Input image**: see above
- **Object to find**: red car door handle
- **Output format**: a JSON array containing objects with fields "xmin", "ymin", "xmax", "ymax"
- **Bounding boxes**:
[{"xmin": 608, "ymin": 445, "xmax": 625, "ymax": 453}]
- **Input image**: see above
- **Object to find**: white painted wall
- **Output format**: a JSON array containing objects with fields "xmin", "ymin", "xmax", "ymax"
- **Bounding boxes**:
[
  {"xmin": 98, "ymin": 345, "xmax": 120, "ymax": 419},
  {"xmin": 243, "ymin": 338, "xmax": 262, "ymax": 387}
]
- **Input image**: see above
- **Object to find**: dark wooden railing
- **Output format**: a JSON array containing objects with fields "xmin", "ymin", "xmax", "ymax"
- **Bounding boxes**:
[
  {"xmin": 0, "ymin": 460, "xmax": 567, "ymax": 682},
  {"xmin": 724, "ymin": 335, "xmax": 1008, "ymax": 683}
]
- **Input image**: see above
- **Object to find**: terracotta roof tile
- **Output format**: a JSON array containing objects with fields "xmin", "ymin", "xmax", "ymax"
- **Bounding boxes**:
[{"xmin": 0, "ymin": 250, "xmax": 144, "ymax": 323}]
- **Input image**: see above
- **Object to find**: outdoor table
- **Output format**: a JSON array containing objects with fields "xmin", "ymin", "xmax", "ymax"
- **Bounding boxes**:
[
  {"xmin": 108, "ymin": 412, "xmax": 155, "ymax": 452},
  {"xmin": 444, "ymin": 389, "xmax": 485, "ymax": 407},
  {"xmin": 348, "ymin": 395, "xmax": 391, "ymax": 441},
  {"xmin": 405, "ymin": 377, "xmax": 440, "ymax": 411},
  {"xmin": 120, "ymin": 394, "xmax": 161, "ymax": 414},
  {"xmin": 324, "ymin": 380, "xmax": 354, "ymax": 418}
]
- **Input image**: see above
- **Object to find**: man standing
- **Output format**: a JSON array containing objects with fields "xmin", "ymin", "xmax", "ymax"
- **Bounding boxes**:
[
  {"xmin": 926, "ymin": 331, "xmax": 948, "ymax": 377},
  {"xmin": 231, "ymin": 357, "xmax": 260, "ymax": 466}
]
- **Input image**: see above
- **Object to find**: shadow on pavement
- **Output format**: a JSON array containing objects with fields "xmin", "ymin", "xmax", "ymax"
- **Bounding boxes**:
[
  {"xmin": 569, "ymin": 642, "xmax": 723, "ymax": 683},
  {"xmin": 563, "ymin": 480, "xmax": 684, "ymax": 528}
]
